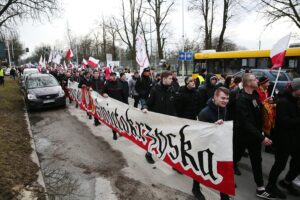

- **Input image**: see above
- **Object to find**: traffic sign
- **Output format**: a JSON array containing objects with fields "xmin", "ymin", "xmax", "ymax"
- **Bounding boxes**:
[{"xmin": 178, "ymin": 52, "xmax": 193, "ymax": 61}]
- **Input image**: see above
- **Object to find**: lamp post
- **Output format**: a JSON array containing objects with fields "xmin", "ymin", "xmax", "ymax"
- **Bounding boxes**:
[
  {"xmin": 147, "ymin": 0, "xmax": 153, "ymax": 65},
  {"xmin": 181, "ymin": 0, "xmax": 185, "ymax": 77}
]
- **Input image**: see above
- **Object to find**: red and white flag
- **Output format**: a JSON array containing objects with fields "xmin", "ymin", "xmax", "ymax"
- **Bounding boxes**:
[
  {"xmin": 88, "ymin": 57, "xmax": 99, "ymax": 68},
  {"xmin": 82, "ymin": 58, "xmax": 88, "ymax": 67},
  {"xmin": 270, "ymin": 34, "xmax": 291, "ymax": 69},
  {"xmin": 66, "ymin": 49, "xmax": 74, "ymax": 61}
]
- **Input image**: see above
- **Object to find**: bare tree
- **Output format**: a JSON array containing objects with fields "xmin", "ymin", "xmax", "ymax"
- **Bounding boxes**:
[
  {"xmin": 189, "ymin": 0, "xmax": 216, "ymax": 49},
  {"xmin": 147, "ymin": 0, "xmax": 175, "ymax": 59},
  {"xmin": 105, "ymin": 18, "xmax": 119, "ymax": 60},
  {"xmin": 0, "ymin": 0, "xmax": 61, "ymax": 29},
  {"xmin": 113, "ymin": 0, "xmax": 143, "ymax": 68},
  {"xmin": 139, "ymin": 11, "xmax": 151, "ymax": 62},
  {"xmin": 258, "ymin": 0, "xmax": 300, "ymax": 29}
]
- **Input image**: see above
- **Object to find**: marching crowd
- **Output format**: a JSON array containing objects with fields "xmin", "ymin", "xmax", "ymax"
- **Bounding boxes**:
[{"xmin": 22, "ymin": 64, "xmax": 300, "ymax": 200}]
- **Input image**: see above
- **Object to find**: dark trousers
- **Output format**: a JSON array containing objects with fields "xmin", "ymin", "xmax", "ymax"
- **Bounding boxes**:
[
  {"xmin": 193, "ymin": 180, "xmax": 229, "ymax": 198},
  {"xmin": 233, "ymin": 136, "xmax": 264, "ymax": 187},
  {"xmin": 268, "ymin": 145, "xmax": 300, "ymax": 185},
  {"xmin": 133, "ymin": 95, "xmax": 140, "ymax": 108}
]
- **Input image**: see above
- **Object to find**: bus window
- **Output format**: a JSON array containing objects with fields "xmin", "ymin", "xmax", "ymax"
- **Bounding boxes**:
[
  {"xmin": 248, "ymin": 58, "xmax": 256, "ymax": 68},
  {"xmin": 257, "ymin": 58, "xmax": 268, "ymax": 69},
  {"xmin": 288, "ymin": 59, "xmax": 297, "ymax": 68},
  {"xmin": 242, "ymin": 59, "xmax": 247, "ymax": 67}
]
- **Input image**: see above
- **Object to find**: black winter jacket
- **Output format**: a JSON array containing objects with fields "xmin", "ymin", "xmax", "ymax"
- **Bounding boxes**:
[
  {"xmin": 119, "ymin": 79, "xmax": 129, "ymax": 104},
  {"xmin": 171, "ymin": 78, "xmax": 180, "ymax": 92},
  {"xmin": 145, "ymin": 83, "xmax": 177, "ymax": 116},
  {"xmin": 135, "ymin": 75, "xmax": 154, "ymax": 99},
  {"xmin": 175, "ymin": 86, "xmax": 202, "ymax": 120},
  {"xmin": 198, "ymin": 99, "xmax": 229, "ymax": 123},
  {"xmin": 234, "ymin": 89, "xmax": 264, "ymax": 143},
  {"xmin": 103, "ymin": 80, "xmax": 124, "ymax": 102},
  {"xmin": 91, "ymin": 77, "xmax": 105, "ymax": 94},
  {"xmin": 78, "ymin": 77, "xmax": 93, "ymax": 88},
  {"xmin": 273, "ymin": 92, "xmax": 300, "ymax": 150},
  {"xmin": 198, "ymin": 73, "xmax": 217, "ymax": 111}
]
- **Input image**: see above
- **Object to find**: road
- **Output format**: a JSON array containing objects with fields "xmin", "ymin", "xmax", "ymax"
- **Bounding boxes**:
[{"xmin": 28, "ymin": 101, "xmax": 300, "ymax": 200}]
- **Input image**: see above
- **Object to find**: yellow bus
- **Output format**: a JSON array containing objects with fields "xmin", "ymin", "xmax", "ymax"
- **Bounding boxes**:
[{"xmin": 192, "ymin": 48, "xmax": 300, "ymax": 78}]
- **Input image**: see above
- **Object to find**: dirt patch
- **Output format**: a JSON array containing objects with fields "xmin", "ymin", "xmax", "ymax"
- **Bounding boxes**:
[{"xmin": 0, "ymin": 78, "xmax": 45, "ymax": 199}]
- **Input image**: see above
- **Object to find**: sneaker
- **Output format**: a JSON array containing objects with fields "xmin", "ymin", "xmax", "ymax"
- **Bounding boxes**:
[
  {"xmin": 256, "ymin": 189, "xmax": 276, "ymax": 199},
  {"xmin": 234, "ymin": 164, "xmax": 242, "ymax": 176},
  {"xmin": 145, "ymin": 153, "xmax": 155, "ymax": 164},
  {"xmin": 279, "ymin": 180, "xmax": 300, "ymax": 196},
  {"xmin": 113, "ymin": 131, "xmax": 118, "ymax": 140},
  {"xmin": 220, "ymin": 192, "xmax": 230, "ymax": 200},
  {"xmin": 266, "ymin": 184, "xmax": 286, "ymax": 199},
  {"xmin": 88, "ymin": 114, "xmax": 92, "ymax": 120},
  {"xmin": 192, "ymin": 188, "xmax": 206, "ymax": 200},
  {"xmin": 293, "ymin": 176, "xmax": 300, "ymax": 187},
  {"xmin": 94, "ymin": 119, "xmax": 100, "ymax": 126}
]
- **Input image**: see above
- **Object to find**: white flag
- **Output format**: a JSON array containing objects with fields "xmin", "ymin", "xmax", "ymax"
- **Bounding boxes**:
[{"xmin": 136, "ymin": 34, "xmax": 150, "ymax": 74}]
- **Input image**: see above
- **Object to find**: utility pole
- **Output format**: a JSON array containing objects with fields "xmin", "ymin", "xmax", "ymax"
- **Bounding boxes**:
[
  {"xmin": 6, "ymin": 40, "xmax": 11, "ymax": 67},
  {"xmin": 181, "ymin": 0, "xmax": 185, "ymax": 77}
]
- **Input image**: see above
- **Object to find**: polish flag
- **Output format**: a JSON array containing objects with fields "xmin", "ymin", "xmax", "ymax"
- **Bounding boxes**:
[
  {"xmin": 270, "ymin": 34, "xmax": 291, "ymax": 69},
  {"xmin": 82, "ymin": 58, "xmax": 88, "ymax": 67},
  {"xmin": 66, "ymin": 49, "xmax": 74, "ymax": 61},
  {"xmin": 88, "ymin": 57, "xmax": 99, "ymax": 68}
]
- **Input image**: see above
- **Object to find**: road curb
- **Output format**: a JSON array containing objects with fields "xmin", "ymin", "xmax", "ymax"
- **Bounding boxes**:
[{"xmin": 24, "ymin": 111, "xmax": 49, "ymax": 200}]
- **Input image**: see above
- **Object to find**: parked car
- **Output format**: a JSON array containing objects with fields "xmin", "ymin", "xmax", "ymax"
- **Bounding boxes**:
[
  {"xmin": 233, "ymin": 69, "xmax": 300, "ymax": 95},
  {"xmin": 24, "ymin": 73, "xmax": 66, "ymax": 111},
  {"xmin": 21, "ymin": 68, "xmax": 39, "ymax": 87}
]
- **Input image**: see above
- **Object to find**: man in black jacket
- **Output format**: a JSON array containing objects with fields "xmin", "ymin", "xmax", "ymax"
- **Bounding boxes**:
[
  {"xmin": 175, "ymin": 76, "xmax": 201, "ymax": 120},
  {"xmin": 194, "ymin": 87, "xmax": 230, "ymax": 200},
  {"xmin": 142, "ymin": 71, "xmax": 177, "ymax": 164},
  {"xmin": 266, "ymin": 78, "xmax": 300, "ymax": 199},
  {"xmin": 119, "ymin": 72, "xmax": 129, "ymax": 104},
  {"xmin": 91, "ymin": 70, "xmax": 105, "ymax": 126},
  {"xmin": 171, "ymin": 70, "xmax": 180, "ymax": 92},
  {"xmin": 103, "ymin": 72, "xmax": 125, "ymax": 140},
  {"xmin": 233, "ymin": 73, "xmax": 274, "ymax": 200},
  {"xmin": 135, "ymin": 67, "xmax": 154, "ymax": 108},
  {"xmin": 198, "ymin": 73, "xmax": 218, "ymax": 111}
]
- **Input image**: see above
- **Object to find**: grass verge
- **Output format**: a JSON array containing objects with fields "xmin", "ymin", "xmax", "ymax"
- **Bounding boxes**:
[{"xmin": 0, "ymin": 77, "xmax": 45, "ymax": 199}]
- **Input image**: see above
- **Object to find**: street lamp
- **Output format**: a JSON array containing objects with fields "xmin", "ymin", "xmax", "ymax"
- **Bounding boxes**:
[{"xmin": 181, "ymin": 0, "xmax": 185, "ymax": 77}]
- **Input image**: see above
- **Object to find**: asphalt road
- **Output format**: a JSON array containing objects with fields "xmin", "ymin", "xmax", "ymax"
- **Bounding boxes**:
[{"xmin": 28, "ymin": 101, "xmax": 300, "ymax": 200}]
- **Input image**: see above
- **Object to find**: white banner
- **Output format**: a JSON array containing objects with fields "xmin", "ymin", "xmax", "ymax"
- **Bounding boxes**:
[
  {"xmin": 136, "ymin": 34, "xmax": 150, "ymax": 74},
  {"xmin": 68, "ymin": 81, "xmax": 235, "ymax": 195}
]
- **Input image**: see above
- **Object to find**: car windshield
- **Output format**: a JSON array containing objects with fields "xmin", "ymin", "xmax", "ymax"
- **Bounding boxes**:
[
  {"xmin": 27, "ymin": 76, "xmax": 58, "ymax": 89},
  {"xmin": 286, "ymin": 70, "xmax": 300, "ymax": 80},
  {"xmin": 24, "ymin": 70, "xmax": 38, "ymax": 75}
]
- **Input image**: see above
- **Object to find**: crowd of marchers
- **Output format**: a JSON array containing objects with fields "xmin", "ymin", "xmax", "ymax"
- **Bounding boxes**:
[{"xmin": 18, "ymin": 64, "xmax": 300, "ymax": 200}]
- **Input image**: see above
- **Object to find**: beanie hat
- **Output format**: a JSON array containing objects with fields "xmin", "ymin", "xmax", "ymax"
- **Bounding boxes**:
[
  {"xmin": 143, "ymin": 67, "xmax": 150, "ymax": 72},
  {"xmin": 259, "ymin": 76, "xmax": 269, "ymax": 85},
  {"xmin": 291, "ymin": 78, "xmax": 300, "ymax": 91}
]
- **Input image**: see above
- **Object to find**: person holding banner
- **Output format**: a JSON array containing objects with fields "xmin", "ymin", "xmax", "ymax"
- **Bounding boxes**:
[
  {"xmin": 103, "ymin": 72, "xmax": 125, "ymax": 140},
  {"xmin": 233, "ymin": 73, "xmax": 275, "ymax": 200},
  {"xmin": 142, "ymin": 71, "xmax": 177, "ymax": 164},
  {"xmin": 79, "ymin": 71, "xmax": 93, "ymax": 119},
  {"xmin": 266, "ymin": 78, "xmax": 300, "ymax": 199},
  {"xmin": 129, "ymin": 71, "xmax": 140, "ymax": 108},
  {"xmin": 195, "ymin": 87, "xmax": 231, "ymax": 200},
  {"xmin": 91, "ymin": 70, "xmax": 105, "ymax": 126}
]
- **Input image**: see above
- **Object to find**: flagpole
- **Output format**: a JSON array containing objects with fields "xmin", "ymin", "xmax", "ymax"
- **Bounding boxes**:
[{"xmin": 271, "ymin": 67, "xmax": 281, "ymax": 98}]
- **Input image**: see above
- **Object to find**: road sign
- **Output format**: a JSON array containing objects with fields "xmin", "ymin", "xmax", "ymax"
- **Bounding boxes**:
[
  {"xmin": 178, "ymin": 52, "xmax": 193, "ymax": 61},
  {"xmin": 178, "ymin": 52, "xmax": 185, "ymax": 61}
]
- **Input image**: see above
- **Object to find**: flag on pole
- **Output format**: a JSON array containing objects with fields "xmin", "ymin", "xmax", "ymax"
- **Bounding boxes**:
[
  {"xmin": 88, "ymin": 57, "xmax": 99, "ymax": 68},
  {"xmin": 270, "ymin": 33, "xmax": 291, "ymax": 69},
  {"xmin": 136, "ymin": 34, "xmax": 150, "ymax": 74},
  {"xmin": 53, "ymin": 52, "xmax": 62, "ymax": 64},
  {"xmin": 66, "ymin": 49, "xmax": 74, "ymax": 61},
  {"xmin": 48, "ymin": 50, "xmax": 53, "ymax": 63},
  {"xmin": 82, "ymin": 58, "xmax": 88, "ymax": 67},
  {"xmin": 37, "ymin": 56, "xmax": 43, "ymax": 72},
  {"xmin": 63, "ymin": 60, "xmax": 67, "ymax": 70}
]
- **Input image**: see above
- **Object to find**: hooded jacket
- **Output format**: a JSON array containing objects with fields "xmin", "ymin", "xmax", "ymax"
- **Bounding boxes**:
[
  {"xmin": 198, "ymin": 98, "xmax": 229, "ymax": 123},
  {"xmin": 198, "ymin": 73, "xmax": 217, "ymax": 111},
  {"xmin": 273, "ymin": 91, "xmax": 300, "ymax": 150},
  {"xmin": 175, "ymin": 86, "xmax": 202, "ymax": 120},
  {"xmin": 103, "ymin": 79, "xmax": 124, "ymax": 102}
]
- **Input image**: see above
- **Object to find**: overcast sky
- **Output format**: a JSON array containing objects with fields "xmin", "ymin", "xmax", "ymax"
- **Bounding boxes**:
[{"xmin": 18, "ymin": 0, "xmax": 300, "ymax": 56}]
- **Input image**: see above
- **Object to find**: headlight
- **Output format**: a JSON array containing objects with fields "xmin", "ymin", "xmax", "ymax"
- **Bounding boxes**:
[
  {"xmin": 27, "ymin": 94, "xmax": 37, "ymax": 100},
  {"xmin": 58, "ymin": 90, "xmax": 65, "ymax": 97}
]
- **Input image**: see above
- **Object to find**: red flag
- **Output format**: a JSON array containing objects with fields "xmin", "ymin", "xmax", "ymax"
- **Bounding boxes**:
[
  {"xmin": 66, "ymin": 49, "xmax": 74, "ymax": 61},
  {"xmin": 270, "ymin": 34, "xmax": 291, "ymax": 69},
  {"xmin": 88, "ymin": 57, "xmax": 99, "ymax": 68},
  {"xmin": 82, "ymin": 58, "xmax": 88, "ymax": 67}
]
